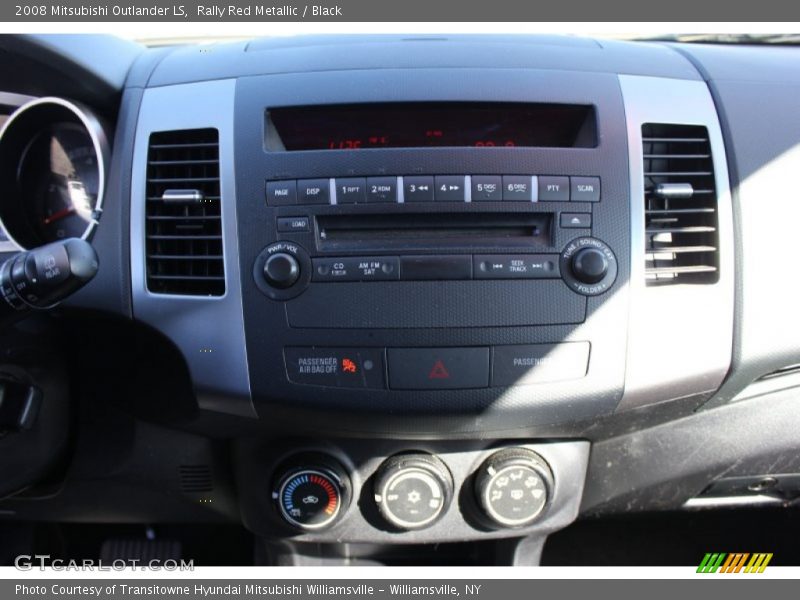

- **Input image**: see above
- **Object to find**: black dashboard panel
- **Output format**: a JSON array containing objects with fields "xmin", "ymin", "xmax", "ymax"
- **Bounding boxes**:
[
  {"xmin": 231, "ymin": 67, "xmax": 631, "ymax": 432},
  {"xmin": 0, "ymin": 34, "xmax": 799, "ymax": 557}
]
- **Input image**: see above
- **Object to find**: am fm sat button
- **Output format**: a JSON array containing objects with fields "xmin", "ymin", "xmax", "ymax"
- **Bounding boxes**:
[{"xmin": 312, "ymin": 257, "xmax": 399, "ymax": 282}]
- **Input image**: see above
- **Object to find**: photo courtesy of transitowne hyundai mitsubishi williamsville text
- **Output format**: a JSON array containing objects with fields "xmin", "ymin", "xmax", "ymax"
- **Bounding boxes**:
[{"xmin": 17, "ymin": 584, "xmax": 474, "ymax": 596}]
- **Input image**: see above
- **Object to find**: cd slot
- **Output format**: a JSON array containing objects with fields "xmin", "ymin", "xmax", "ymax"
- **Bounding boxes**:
[{"xmin": 316, "ymin": 213, "xmax": 552, "ymax": 252}]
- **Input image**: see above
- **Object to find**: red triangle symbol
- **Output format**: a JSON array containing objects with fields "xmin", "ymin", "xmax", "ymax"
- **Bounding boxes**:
[{"xmin": 428, "ymin": 359, "xmax": 450, "ymax": 380}]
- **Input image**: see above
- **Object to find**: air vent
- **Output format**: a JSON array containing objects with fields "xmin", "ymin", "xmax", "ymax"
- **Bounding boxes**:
[
  {"xmin": 643, "ymin": 124, "xmax": 719, "ymax": 285},
  {"xmin": 178, "ymin": 465, "xmax": 214, "ymax": 493},
  {"xmin": 145, "ymin": 128, "xmax": 225, "ymax": 296}
]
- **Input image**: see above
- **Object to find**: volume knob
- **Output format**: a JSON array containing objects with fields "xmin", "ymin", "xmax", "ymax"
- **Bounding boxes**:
[{"xmin": 263, "ymin": 252, "xmax": 300, "ymax": 289}]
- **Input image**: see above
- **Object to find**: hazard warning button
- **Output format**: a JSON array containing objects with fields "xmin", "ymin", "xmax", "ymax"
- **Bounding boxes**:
[{"xmin": 387, "ymin": 347, "xmax": 490, "ymax": 390}]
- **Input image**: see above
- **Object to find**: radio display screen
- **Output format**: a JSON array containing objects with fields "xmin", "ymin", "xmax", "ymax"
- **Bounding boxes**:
[{"xmin": 266, "ymin": 102, "xmax": 596, "ymax": 151}]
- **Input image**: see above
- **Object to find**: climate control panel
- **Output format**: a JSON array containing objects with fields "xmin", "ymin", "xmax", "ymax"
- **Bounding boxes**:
[{"xmin": 249, "ymin": 441, "xmax": 589, "ymax": 543}]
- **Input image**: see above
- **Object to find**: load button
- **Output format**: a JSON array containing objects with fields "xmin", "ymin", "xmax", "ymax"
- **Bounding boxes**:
[{"xmin": 387, "ymin": 347, "xmax": 490, "ymax": 390}]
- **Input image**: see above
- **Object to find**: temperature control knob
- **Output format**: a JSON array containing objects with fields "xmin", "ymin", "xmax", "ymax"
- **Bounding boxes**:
[
  {"xmin": 272, "ymin": 455, "xmax": 351, "ymax": 531},
  {"xmin": 374, "ymin": 453, "xmax": 453, "ymax": 531},
  {"xmin": 475, "ymin": 448, "xmax": 553, "ymax": 528}
]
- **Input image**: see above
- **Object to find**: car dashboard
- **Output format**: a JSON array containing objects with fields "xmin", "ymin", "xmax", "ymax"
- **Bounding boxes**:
[{"xmin": 0, "ymin": 33, "xmax": 798, "ymax": 566}]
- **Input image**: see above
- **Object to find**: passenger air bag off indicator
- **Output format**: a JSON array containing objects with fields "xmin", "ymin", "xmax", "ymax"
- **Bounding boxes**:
[{"xmin": 284, "ymin": 347, "xmax": 384, "ymax": 389}]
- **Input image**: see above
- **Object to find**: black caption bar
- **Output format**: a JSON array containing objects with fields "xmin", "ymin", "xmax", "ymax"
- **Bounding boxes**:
[
  {"xmin": 3, "ymin": 579, "xmax": 796, "ymax": 599},
  {"xmin": 4, "ymin": 0, "xmax": 800, "ymax": 21}
]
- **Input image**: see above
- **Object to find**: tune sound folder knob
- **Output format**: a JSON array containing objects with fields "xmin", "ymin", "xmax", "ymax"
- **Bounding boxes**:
[
  {"xmin": 571, "ymin": 247, "xmax": 609, "ymax": 284},
  {"xmin": 559, "ymin": 237, "xmax": 617, "ymax": 295}
]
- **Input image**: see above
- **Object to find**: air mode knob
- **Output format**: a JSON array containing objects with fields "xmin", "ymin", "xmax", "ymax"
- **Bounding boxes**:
[
  {"xmin": 571, "ymin": 247, "xmax": 609, "ymax": 284},
  {"xmin": 475, "ymin": 448, "xmax": 554, "ymax": 528},
  {"xmin": 272, "ymin": 454, "xmax": 351, "ymax": 531},
  {"xmin": 263, "ymin": 252, "xmax": 300, "ymax": 289},
  {"xmin": 374, "ymin": 453, "xmax": 454, "ymax": 531}
]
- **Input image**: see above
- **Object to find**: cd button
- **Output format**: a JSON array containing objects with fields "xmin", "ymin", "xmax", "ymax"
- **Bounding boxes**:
[
  {"xmin": 367, "ymin": 177, "xmax": 398, "ymax": 203},
  {"xmin": 312, "ymin": 256, "xmax": 399, "ymax": 282},
  {"xmin": 297, "ymin": 179, "xmax": 330, "ymax": 205}
]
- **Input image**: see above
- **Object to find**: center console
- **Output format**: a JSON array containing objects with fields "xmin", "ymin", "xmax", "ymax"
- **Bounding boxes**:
[
  {"xmin": 127, "ymin": 46, "xmax": 734, "ymax": 549},
  {"xmin": 233, "ymin": 68, "xmax": 632, "ymax": 434}
]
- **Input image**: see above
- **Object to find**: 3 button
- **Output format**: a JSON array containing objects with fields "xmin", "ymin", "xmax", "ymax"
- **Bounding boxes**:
[{"xmin": 404, "ymin": 176, "xmax": 435, "ymax": 202}]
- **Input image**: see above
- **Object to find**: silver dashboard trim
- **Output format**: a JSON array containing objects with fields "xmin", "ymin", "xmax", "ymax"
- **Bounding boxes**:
[
  {"xmin": 130, "ymin": 79, "xmax": 255, "ymax": 419},
  {"xmin": 617, "ymin": 75, "xmax": 735, "ymax": 410}
]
